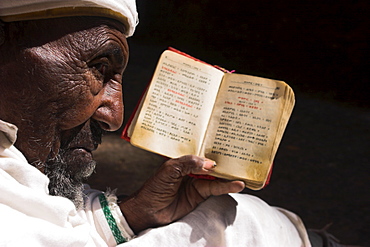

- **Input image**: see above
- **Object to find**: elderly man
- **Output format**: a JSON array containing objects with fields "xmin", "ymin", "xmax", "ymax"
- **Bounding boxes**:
[{"xmin": 0, "ymin": 1, "xmax": 353, "ymax": 247}]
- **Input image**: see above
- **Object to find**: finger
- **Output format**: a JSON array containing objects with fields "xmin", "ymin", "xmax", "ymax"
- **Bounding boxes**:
[
  {"xmin": 193, "ymin": 179, "xmax": 245, "ymax": 198},
  {"xmin": 200, "ymin": 158, "xmax": 217, "ymax": 172},
  {"xmin": 163, "ymin": 155, "xmax": 216, "ymax": 178}
]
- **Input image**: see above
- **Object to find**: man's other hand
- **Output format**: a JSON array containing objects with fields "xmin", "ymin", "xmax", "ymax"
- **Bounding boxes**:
[{"xmin": 119, "ymin": 155, "xmax": 245, "ymax": 233}]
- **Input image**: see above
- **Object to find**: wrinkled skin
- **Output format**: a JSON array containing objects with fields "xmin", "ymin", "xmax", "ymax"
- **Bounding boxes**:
[
  {"xmin": 121, "ymin": 155, "xmax": 245, "ymax": 233},
  {"xmin": 0, "ymin": 17, "xmax": 244, "ymax": 233}
]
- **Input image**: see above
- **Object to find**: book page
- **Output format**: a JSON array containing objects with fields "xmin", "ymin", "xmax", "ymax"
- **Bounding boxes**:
[
  {"xmin": 201, "ymin": 73, "xmax": 294, "ymax": 187},
  {"xmin": 130, "ymin": 50, "xmax": 224, "ymax": 158}
]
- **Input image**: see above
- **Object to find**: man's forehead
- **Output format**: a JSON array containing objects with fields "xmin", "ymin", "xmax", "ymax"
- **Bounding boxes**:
[
  {"xmin": 50, "ymin": 16, "xmax": 128, "ymax": 37},
  {"xmin": 6, "ymin": 17, "xmax": 127, "ymax": 50}
]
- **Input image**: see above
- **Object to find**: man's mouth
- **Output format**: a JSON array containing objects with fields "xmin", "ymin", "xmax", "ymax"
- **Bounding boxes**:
[
  {"xmin": 59, "ymin": 119, "xmax": 103, "ymax": 163},
  {"xmin": 66, "ymin": 135, "xmax": 99, "ymax": 154},
  {"xmin": 58, "ymin": 145, "xmax": 97, "ymax": 179},
  {"xmin": 70, "ymin": 144, "xmax": 97, "ymax": 153},
  {"xmin": 68, "ymin": 143, "xmax": 98, "ymax": 161},
  {"xmin": 73, "ymin": 147, "xmax": 93, "ymax": 153}
]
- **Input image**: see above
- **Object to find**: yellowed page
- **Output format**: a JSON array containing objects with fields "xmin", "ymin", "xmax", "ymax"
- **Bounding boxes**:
[
  {"xmin": 125, "ymin": 89, "xmax": 148, "ymax": 138},
  {"xmin": 130, "ymin": 50, "xmax": 224, "ymax": 158},
  {"xmin": 200, "ymin": 73, "xmax": 294, "ymax": 188}
]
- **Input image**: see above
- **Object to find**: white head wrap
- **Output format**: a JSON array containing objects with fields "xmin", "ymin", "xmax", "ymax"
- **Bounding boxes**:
[{"xmin": 0, "ymin": 0, "xmax": 138, "ymax": 37}]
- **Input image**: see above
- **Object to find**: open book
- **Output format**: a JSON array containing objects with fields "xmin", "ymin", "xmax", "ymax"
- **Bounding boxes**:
[{"xmin": 122, "ymin": 48, "xmax": 295, "ymax": 190}]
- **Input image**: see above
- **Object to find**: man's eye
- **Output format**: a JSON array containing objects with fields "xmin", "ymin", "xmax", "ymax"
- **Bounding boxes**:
[{"xmin": 94, "ymin": 63, "xmax": 108, "ymax": 76}]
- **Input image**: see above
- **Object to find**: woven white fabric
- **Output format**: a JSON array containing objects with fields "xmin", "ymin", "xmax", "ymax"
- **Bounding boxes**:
[{"xmin": 0, "ymin": 0, "xmax": 138, "ymax": 36}]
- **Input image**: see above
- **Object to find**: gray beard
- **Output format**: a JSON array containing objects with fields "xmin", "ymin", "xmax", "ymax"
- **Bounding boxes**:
[{"xmin": 44, "ymin": 149, "xmax": 96, "ymax": 210}]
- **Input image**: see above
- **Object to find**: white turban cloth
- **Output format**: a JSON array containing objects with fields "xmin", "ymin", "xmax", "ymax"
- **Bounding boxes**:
[{"xmin": 0, "ymin": 0, "xmax": 138, "ymax": 37}]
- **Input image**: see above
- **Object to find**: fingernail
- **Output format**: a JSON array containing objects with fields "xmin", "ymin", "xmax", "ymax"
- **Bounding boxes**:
[{"xmin": 204, "ymin": 159, "xmax": 217, "ymax": 170}]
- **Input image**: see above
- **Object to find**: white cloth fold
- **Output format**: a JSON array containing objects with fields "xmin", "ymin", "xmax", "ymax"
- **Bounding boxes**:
[
  {"xmin": 0, "ymin": 120, "xmax": 135, "ymax": 246},
  {"xmin": 120, "ymin": 193, "xmax": 311, "ymax": 247},
  {"xmin": 0, "ymin": 0, "xmax": 138, "ymax": 37}
]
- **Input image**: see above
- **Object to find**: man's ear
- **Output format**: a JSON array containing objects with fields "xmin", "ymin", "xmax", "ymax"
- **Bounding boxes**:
[{"xmin": 0, "ymin": 20, "xmax": 5, "ymax": 46}]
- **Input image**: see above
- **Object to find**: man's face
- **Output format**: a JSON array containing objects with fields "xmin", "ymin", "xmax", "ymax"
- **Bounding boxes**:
[{"xmin": 1, "ymin": 17, "xmax": 128, "ymax": 207}]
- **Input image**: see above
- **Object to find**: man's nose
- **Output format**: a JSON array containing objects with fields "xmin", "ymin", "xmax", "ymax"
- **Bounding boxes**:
[{"xmin": 92, "ymin": 84, "xmax": 124, "ymax": 131}]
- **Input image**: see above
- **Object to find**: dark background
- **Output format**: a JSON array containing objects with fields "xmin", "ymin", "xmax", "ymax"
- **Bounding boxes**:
[
  {"xmin": 132, "ymin": 0, "xmax": 369, "ymax": 108},
  {"xmin": 89, "ymin": 0, "xmax": 370, "ymax": 246}
]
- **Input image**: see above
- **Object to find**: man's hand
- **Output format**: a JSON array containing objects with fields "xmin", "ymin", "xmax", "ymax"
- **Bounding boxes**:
[{"xmin": 119, "ymin": 155, "xmax": 245, "ymax": 233}]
